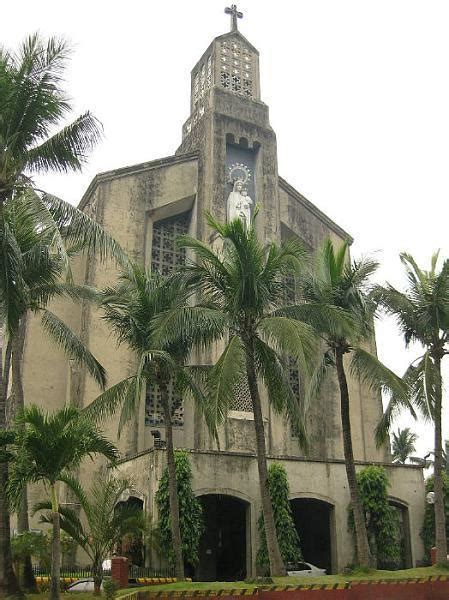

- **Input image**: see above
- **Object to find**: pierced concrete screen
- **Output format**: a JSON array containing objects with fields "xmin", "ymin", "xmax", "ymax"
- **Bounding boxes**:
[
  {"xmin": 230, "ymin": 375, "xmax": 253, "ymax": 412},
  {"xmin": 147, "ymin": 211, "xmax": 190, "ymax": 427},
  {"xmin": 145, "ymin": 380, "xmax": 184, "ymax": 428},
  {"xmin": 193, "ymin": 56, "xmax": 212, "ymax": 106},
  {"xmin": 220, "ymin": 40, "xmax": 253, "ymax": 99},
  {"xmin": 151, "ymin": 212, "xmax": 190, "ymax": 275}
]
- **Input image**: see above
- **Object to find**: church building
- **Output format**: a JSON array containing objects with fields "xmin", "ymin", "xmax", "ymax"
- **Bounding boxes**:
[{"xmin": 22, "ymin": 6, "xmax": 425, "ymax": 578}]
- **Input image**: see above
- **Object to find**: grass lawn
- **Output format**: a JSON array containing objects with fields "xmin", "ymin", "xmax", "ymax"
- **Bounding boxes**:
[
  {"xmin": 118, "ymin": 566, "xmax": 449, "ymax": 594},
  {"xmin": 22, "ymin": 567, "xmax": 449, "ymax": 599}
]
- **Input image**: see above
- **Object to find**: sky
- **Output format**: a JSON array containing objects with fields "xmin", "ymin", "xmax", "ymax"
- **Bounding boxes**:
[{"xmin": 3, "ymin": 0, "xmax": 449, "ymax": 460}]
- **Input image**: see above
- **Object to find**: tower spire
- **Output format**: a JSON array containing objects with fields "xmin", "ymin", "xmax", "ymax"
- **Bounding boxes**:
[{"xmin": 224, "ymin": 4, "xmax": 243, "ymax": 32}]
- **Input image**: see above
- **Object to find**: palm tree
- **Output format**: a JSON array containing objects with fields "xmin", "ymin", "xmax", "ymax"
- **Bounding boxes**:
[
  {"xmin": 5, "ymin": 195, "xmax": 108, "ymax": 591},
  {"xmin": 391, "ymin": 428, "xmax": 418, "ymax": 464},
  {"xmin": 0, "ymin": 34, "xmax": 101, "ymax": 204},
  {"xmin": 0, "ymin": 34, "xmax": 128, "ymax": 594},
  {"xmin": 85, "ymin": 266, "xmax": 215, "ymax": 580},
  {"xmin": 375, "ymin": 252, "xmax": 449, "ymax": 564},
  {"xmin": 175, "ymin": 214, "xmax": 319, "ymax": 577},
  {"xmin": 35, "ymin": 475, "xmax": 144, "ymax": 595},
  {"xmin": 300, "ymin": 239, "xmax": 407, "ymax": 568},
  {"xmin": 7, "ymin": 405, "xmax": 119, "ymax": 600}
]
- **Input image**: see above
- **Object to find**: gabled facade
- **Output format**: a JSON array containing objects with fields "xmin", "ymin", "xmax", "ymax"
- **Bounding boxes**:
[{"xmin": 21, "ymin": 14, "xmax": 425, "ymax": 577}]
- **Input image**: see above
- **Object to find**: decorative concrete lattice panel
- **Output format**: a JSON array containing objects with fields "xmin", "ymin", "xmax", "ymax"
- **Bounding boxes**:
[
  {"xmin": 193, "ymin": 55, "xmax": 212, "ymax": 106},
  {"xmin": 151, "ymin": 212, "xmax": 190, "ymax": 275},
  {"xmin": 220, "ymin": 41, "xmax": 253, "ymax": 99},
  {"xmin": 148, "ymin": 212, "xmax": 190, "ymax": 427},
  {"xmin": 230, "ymin": 375, "xmax": 253, "ymax": 412},
  {"xmin": 145, "ymin": 379, "xmax": 184, "ymax": 428}
]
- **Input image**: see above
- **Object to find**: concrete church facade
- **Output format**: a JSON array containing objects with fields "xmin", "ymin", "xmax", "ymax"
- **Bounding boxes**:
[{"xmin": 22, "ymin": 9, "xmax": 425, "ymax": 578}]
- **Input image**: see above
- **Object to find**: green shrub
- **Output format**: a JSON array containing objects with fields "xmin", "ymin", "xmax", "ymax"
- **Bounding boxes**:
[
  {"xmin": 103, "ymin": 577, "xmax": 119, "ymax": 600},
  {"xmin": 155, "ymin": 450, "xmax": 203, "ymax": 568},
  {"xmin": 257, "ymin": 462, "xmax": 302, "ymax": 569},
  {"xmin": 349, "ymin": 466, "xmax": 401, "ymax": 568}
]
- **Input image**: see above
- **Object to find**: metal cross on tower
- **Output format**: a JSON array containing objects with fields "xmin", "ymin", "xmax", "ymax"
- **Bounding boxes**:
[{"xmin": 225, "ymin": 4, "xmax": 243, "ymax": 32}]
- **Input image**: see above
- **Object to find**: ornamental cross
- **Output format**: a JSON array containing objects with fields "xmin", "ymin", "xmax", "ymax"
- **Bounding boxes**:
[{"xmin": 225, "ymin": 4, "xmax": 243, "ymax": 32}]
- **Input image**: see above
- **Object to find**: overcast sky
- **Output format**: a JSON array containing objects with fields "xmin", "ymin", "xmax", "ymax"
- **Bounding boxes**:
[{"xmin": 4, "ymin": 0, "xmax": 449, "ymax": 460}]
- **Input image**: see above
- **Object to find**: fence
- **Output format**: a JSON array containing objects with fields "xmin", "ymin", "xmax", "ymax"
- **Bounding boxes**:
[
  {"xmin": 130, "ymin": 566, "xmax": 175, "ymax": 579},
  {"xmin": 32, "ymin": 566, "xmax": 111, "ymax": 578},
  {"xmin": 32, "ymin": 564, "xmax": 174, "ymax": 579}
]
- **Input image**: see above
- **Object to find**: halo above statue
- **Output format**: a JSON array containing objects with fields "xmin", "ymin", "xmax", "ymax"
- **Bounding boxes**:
[{"xmin": 228, "ymin": 162, "xmax": 251, "ymax": 185}]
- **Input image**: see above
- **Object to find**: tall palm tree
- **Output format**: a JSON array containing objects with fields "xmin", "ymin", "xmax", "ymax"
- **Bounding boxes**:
[
  {"xmin": 375, "ymin": 252, "xmax": 449, "ymax": 564},
  {"xmin": 0, "ymin": 34, "xmax": 128, "ymax": 594},
  {"xmin": 35, "ymin": 475, "xmax": 144, "ymax": 595},
  {"xmin": 174, "ymin": 214, "xmax": 320, "ymax": 577},
  {"xmin": 3, "ymin": 194, "xmax": 108, "ymax": 591},
  {"xmin": 6, "ymin": 405, "xmax": 119, "ymax": 600},
  {"xmin": 85, "ymin": 266, "xmax": 215, "ymax": 580},
  {"xmin": 391, "ymin": 428, "xmax": 418, "ymax": 464},
  {"xmin": 300, "ymin": 239, "xmax": 407, "ymax": 568}
]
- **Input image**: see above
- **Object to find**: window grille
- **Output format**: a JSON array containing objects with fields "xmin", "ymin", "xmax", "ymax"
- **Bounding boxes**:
[
  {"xmin": 151, "ymin": 212, "xmax": 190, "ymax": 275},
  {"xmin": 230, "ymin": 375, "xmax": 253, "ymax": 412},
  {"xmin": 145, "ymin": 380, "xmax": 184, "ymax": 427},
  {"xmin": 220, "ymin": 41, "xmax": 253, "ymax": 99}
]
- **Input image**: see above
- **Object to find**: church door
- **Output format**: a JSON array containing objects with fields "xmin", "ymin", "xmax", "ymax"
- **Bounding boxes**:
[{"xmin": 196, "ymin": 494, "xmax": 248, "ymax": 581}]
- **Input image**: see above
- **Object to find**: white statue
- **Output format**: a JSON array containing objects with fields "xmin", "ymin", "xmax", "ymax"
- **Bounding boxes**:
[{"xmin": 226, "ymin": 180, "xmax": 253, "ymax": 230}]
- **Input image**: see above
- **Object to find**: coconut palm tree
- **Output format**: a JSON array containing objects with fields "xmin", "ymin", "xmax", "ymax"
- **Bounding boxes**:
[
  {"xmin": 375, "ymin": 252, "xmax": 449, "ymax": 564},
  {"xmin": 300, "ymin": 239, "xmax": 407, "ymax": 568},
  {"xmin": 35, "ymin": 475, "xmax": 144, "ymax": 595},
  {"xmin": 85, "ymin": 266, "xmax": 216, "ymax": 580},
  {"xmin": 173, "ymin": 214, "xmax": 321, "ymax": 577},
  {"xmin": 391, "ymin": 428, "xmax": 418, "ymax": 464},
  {"xmin": 6, "ymin": 405, "xmax": 119, "ymax": 600},
  {"xmin": 4, "ymin": 194, "xmax": 108, "ymax": 591},
  {"xmin": 0, "ymin": 34, "xmax": 128, "ymax": 594}
]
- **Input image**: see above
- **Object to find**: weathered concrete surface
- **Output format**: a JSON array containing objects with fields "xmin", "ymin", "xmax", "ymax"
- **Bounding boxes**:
[{"xmin": 20, "ymin": 22, "xmax": 424, "ymax": 572}]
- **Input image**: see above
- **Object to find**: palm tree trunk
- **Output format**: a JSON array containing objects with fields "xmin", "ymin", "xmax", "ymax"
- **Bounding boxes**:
[
  {"xmin": 50, "ymin": 484, "xmax": 61, "ymax": 600},
  {"xmin": 245, "ymin": 340, "xmax": 286, "ymax": 577},
  {"xmin": 92, "ymin": 559, "xmax": 102, "ymax": 595},
  {"xmin": 335, "ymin": 348, "xmax": 371, "ymax": 568},
  {"xmin": 160, "ymin": 384, "xmax": 185, "ymax": 581},
  {"xmin": 433, "ymin": 354, "xmax": 447, "ymax": 564},
  {"xmin": 0, "ymin": 338, "xmax": 22, "ymax": 598},
  {"xmin": 12, "ymin": 318, "xmax": 37, "ymax": 592}
]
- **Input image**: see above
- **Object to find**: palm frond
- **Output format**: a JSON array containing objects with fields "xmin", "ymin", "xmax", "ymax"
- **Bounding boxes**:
[
  {"xmin": 42, "ymin": 192, "xmax": 130, "ymax": 268},
  {"xmin": 83, "ymin": 377, "xmax": 136, "ymax": 423},
  {"xmin": 25, "ymin": 112, "xmax": 102, "ymax": 174},
  {"xmin": 40, "ymin": 309, "xmax": 107, "ymax": 389},
  {"xmin": 254, "ymin": 337, "xmax": 308, "ymax": 451},
  {"xmin": 304, "ymin": 350, "xmax": 333, "ymax": 412},
  {"xmin": 207, "ymin": 336, "xmax": 246, "ymax": 426},
  {"xmin": 350, "ymin": 347, "xmax": 409, "ymax": 400},
  {"xmin": 258, "ymin": 316, "xmax": 316, "ymax": 376}
]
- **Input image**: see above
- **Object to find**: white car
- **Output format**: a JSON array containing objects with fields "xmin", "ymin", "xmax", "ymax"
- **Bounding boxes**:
[
  {"xmin": 67, "ymin": 578, "xmax": 103, "ymax": 592},
  {"xmin": 286, "ymin": 562, "xmax": 327, "ymax": 576}
]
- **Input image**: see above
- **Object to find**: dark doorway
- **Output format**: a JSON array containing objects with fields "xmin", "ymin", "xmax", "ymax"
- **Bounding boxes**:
[
  {"xmin": 197, "ymin": 494, "xmax": 248, "ymax": 581},
  {"xmin": 290, "ymin": 498, "xmax": 333, "ymax": 573},
  {"xmin": 115, "ymin": 496, "xmax": 144, "ymax": 566}
]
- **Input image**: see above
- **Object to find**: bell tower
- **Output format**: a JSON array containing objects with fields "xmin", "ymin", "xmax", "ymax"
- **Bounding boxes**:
[{"xmin": 176, "ymin": 5, "xmax": 280, "ymax": 243}]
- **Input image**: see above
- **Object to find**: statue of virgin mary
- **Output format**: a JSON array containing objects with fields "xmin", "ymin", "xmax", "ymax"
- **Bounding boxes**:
[{"xmin": 226, "ymin": 180, "xmax": 253, "ymax": 230}]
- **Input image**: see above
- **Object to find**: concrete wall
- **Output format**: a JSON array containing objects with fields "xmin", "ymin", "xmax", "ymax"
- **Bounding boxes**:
[{"xmin": 114, "ymin": 448, "xmax": 425, "ymax": 576}]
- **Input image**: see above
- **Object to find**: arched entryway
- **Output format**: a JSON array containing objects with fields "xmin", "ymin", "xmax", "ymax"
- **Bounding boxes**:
[
  {"xmin": 290, "ymin": 497, "xmax": 335, "ymax": 574},
  {"xmin": 115, "ymin": 496, "xmax": 145, "ymax": 566},
  {"xmin": 197, "ymin": 494, "xmax": 249, "ymax": 581}
]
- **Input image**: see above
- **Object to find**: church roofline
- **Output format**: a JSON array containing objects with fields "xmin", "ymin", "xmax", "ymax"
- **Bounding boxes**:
[
  {"xmin": 78, "ymin": 151, "xmax": 199, "ymax": 210},
  {"xmin": 279, "ymin": 176, "xmax": 354, "ymax": 244},
  {"xmin": 112, "ymin": 446, "xmax": 422, "ymax": 470},
  {"xmin": 213, "ymin": 30, "xmax": 259, "ymax": 55}
]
